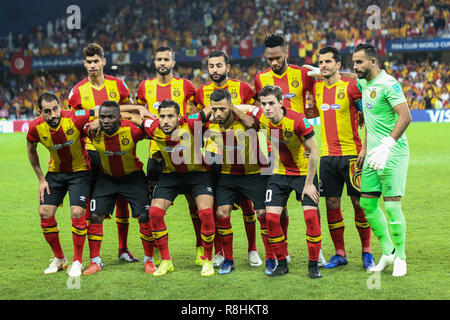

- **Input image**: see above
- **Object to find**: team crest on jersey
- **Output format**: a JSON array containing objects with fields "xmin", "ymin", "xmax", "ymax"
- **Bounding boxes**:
[
  {"xmin": 230, "ymin": 91, "xmax": 238, "ymax": 99},
  {"xmin": 66, "ymin": 128, "xmax": 74, "ymax": 135},
  {"xmin": 291, "ymin": 80, "xmax": 299, "ymax": 88},
  {"xmin": 109, "ymin": 91, "xmax": 117, "ymax": 99},
  {"xmin": 173, "ymin": 89, "xmax": 181, "ymax": 97},
  {"xmin": 121, "ymin": 138, "xmax": 130, "ymax": 145},
  {"xmin": 337, "ymin": 92, "xmax": 345, "ymax": 99},
  {"xmin": 370, "ymin": 90, "xmax": 376, "ymax": 99},
  {"xmin": 284, "ymin": 130, "xmax": 292, "ymax": 137}
]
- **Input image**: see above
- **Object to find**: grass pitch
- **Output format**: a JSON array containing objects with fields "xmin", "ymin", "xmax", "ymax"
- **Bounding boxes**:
[{"xmin": 0, "ymin": 122, "xmax": 449, "ymax": 301}]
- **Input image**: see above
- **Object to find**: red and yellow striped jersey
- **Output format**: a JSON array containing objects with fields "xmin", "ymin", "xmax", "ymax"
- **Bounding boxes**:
[
  {"xmin": 136, "ymin": 76, "xmax": 196, "ymax": 116},
  {"xmin": 68, "ymin": 75, "xmax": 131, "ymax": 151},
  {"xmin": 204, "ymin": 116, "xmax": 262, "ymax": 175},
  {"xmin": 195, "ymin": 78, "xmax": 255, "ymax": 109},
  {"xmin": 254, "ymin": 65, "xmax": 314, "ymax": 114},
  {"xmin": 313, "ymin": 77, "xmax": 362, "ymax": 156},
  {"xmin": 142, "ymin": 116, "xmax": 208, "ymax": 173},
  {"xmin": 85, "ymin": 120, "xmax": 146, "ymax": 177},
  {"xmin": 27, "ymin": 110, "xmax": 92, "ymax": 173},
  {"xmin": 252, "ymin": 107, "xmax": 314, "ymax": 176}
]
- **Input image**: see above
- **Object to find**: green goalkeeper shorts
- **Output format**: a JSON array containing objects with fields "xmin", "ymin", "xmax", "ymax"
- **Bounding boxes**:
[{"xmin": 361, "ymin": 154, "xmax": 409, "ymax": 197}]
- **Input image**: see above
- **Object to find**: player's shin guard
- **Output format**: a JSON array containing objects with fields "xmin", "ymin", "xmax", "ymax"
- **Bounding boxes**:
[
  {"xmin": 266, "ymin": 212, "xmax": 286, "ymax": 260},
  {"xmin": 87, "ymin": 223, "xmax": 103, "ymax": 259},
  {"xmin": 149, "ymin": 206, "xmax": 170, "ymax": 260},
  {"xmin": 41, "ymin": 216, "xmax": 64, "ymax": 259},
  {"xmin": 115, "ymin": 196, "xmax": 130, "ymax": 250},
  {"xmin": 71, "ymin": 216, "xmax": 87, "ymax": 262},
  {"xmin": 198, "ymin": 208, "xmax": 215, "ymax": 261},
  {"xmin": 304, "ymin": 209, "xmax": 322, "ymax": 261},
  {"xmin": 216, "ymin": 216, "xmax": 233, "ymax": 261},
  {"xmin": 384, "ymin": 201, "xmax": 406, "ymax": 260},
  {"xmin": 240, "ymin": 199, "xmax": 257, "ymax": 252},
  {"xmin": 327, "ymin": 207, "xmax": 346, "ymax": 256},
  {"xmin": 189, "ymin": 204, "xmax": 202, "ymax": 247},
  {"xmin": 139, "ymin": 219, "xmax": 155, "ymax": 258},
  {"xmin": 257, "ymin": 216, "xmax": 275, "ymax": 260},
  {"xmin": 353, "ymin": 206, "xmax": 371, "ymax": 253},
  {"xmin": 360, "ymin": 197, "xmax": 395, "ymax": 255}
]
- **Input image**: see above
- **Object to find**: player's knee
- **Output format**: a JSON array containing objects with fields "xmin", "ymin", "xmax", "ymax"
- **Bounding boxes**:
[
  {"xmin": 149, "ymin": 206, "xmax": 165, "ymax": 223},
  {"xmin": 359, "ymin": 197, "xmax": 378, "ymax": 214},
  {"xmin": 39, "ymin": 205, "xmax": 56, "ymax": 219},
  {"xmin": 70, "ymin": 206, "xmax": 85, "ymax": 219},
  {"xmin": 215, "ymin": 207, "xmax": 230, "ymax": 219},
  {"xmin": 326, "ymin": 197, "xmax": 340, "ymax": 210},
  {"xmin": 255, "ymin": 209, "xmax": 265, "ymax": 218},
  {"xmin": 137, "ymin": 213, "xmax": 150, "ymax": 224},
  {"xmin": 90, "ymin": 213, "xmax": 104, "ymax": 224}
]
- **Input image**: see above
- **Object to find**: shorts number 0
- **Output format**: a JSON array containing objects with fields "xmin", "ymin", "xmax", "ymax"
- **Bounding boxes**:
[
  {"xmin": 90, "ymin": 199, "xmax": 96, "ymax": 211},
  {"xmin": 265, "ymin": 189, "xmax": 272, "ymax": 203}
]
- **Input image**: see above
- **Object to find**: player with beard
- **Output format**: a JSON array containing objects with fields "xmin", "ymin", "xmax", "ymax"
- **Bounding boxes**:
[
  {"xmin": 136, "ymin": 46, "xmax": 201, "ymax": 265},
  {"xmin": 192, "ymin": 50, "xmax": 262, "ymax": 268}
]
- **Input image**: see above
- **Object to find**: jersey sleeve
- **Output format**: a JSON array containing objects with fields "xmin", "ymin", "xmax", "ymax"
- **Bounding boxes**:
[
  {"xmin": 194, "ymin": 87, "xmax": 205, "ymax": 110},
  {"xmin": 68, "ymin": 86, "xmax": 82, "ymax": 110},
  {"xmin": 118, "ymin": 79, "xmax": 131, "ymax": 104},
  {"xmin": 347, "ymin": 79, "xmax": 363, "ymax": 111},
  {"xmin": 136, "ymin": 80, "xmax": 147, "ymax": 106},
  {"xmin": 241, "ymin": 82, "xmax": 256, "ymax": 104},
  {"xmin": 295, "ymin": 113, "xmax": 314, "ymax": 139},
  {"xmin": 128, "ymin": 121, "xmax": 148, "ymax": 142},
  {"xmin": 384, "ymin": 79, "xmax": 407, "ymax": 108},
  {"xmin": 183, "ymin": 79, "xmax": 197, "ymax": 103},
  {"xmin": 72, "ymin": 109, "xmax": 94, "ymax": 131},
  {"xmin": 250, "ymin": 106, "xmax": 263, "ymax": 129},
  {"xmin": 253, "ymin": 74, "xmax": 262, "ymax": 95},
  {"xmin": 142, "ymin": 118, "xmax": 159, "ymax": 139},
  {"xmin": 301, "ymin": 67, "xmax": 315, "ymax": 93},
  {"xmin": 26, "ymin": 122, "xmax": 40, "ymax": 143}
]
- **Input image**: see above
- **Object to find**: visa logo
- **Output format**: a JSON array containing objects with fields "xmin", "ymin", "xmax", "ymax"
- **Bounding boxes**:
[{"xmin": 426, "ymin": 110, "xmax": 450, "ymax": 123}]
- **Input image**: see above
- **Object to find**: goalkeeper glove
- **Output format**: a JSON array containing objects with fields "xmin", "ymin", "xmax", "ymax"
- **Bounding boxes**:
[
  {"xmin": 366, "ymin": 136, "xmax": 396, "ymax": 170},
  {"xmin": 302, "ymin": 64, "xmax": 321, "ymax": 77}
]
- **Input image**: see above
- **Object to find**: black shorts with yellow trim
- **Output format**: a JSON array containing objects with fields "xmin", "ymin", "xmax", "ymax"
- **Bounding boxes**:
[
  {"xmin": 215, "ymin": 173, "xmax": 268, "ymax": 210},
  {"xmin": 265, "ymin": 174, "xmax": 319, "ymax": 208},
  {"xmin": 41, "ymin": 170, "xmax": 91, "ymax": 208},
  {"xmin": 90, "ymin": 170, "xmax": 150, "ymax": 218},
  {"xmin": 153, "ymin": 171, "xmax": 214, "ymax": 203},
  {"xmin": 319, "ymin": 155, "xmax": 361, "ymax": 197}
]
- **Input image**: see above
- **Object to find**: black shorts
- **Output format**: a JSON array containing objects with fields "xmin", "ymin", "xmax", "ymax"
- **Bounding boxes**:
[
  {"xmin": 265, "ymin": 174, "xmax": 319, "ymax": 208},
  {"xmin": 215, "ymin": 174, "xmax": 268, "ymax": 210},
  {"xmin": 146, "ymin": 154, "xmax": 164, "ymax": 182},
  {"xmin": 90, "ymin": 171, "xmax": 150, "ymax": 218},
  {"xmin": 153, "ymin": 171, "xmax": 214, "ymax": 203},
  {"xmin": 319, "ymin": 156, "xmax": 361, "ymax": 197},
  {"xmin": 87, "ymin": 149, "xmax": 101, "ymax": 189},
  {"xmin": 41, "ymin": 171, "xmax": 91, "ymax": 208}
]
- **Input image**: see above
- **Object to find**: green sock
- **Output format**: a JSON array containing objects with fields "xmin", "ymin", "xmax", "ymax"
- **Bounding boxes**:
[
  {"xmin": 360, "ymin": 197, "xmax": 395, "ymax": 255},
  {"xmin": 384, "ymin": 201, "xmax": 406, "ymax": 260}
]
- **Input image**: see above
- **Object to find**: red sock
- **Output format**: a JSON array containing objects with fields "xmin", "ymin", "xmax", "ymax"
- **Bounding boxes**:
[
  {"xmin": 87, "ymin": 223, "xmax": 103, "ymax": 259},
  {"xmin": 115, "ymin": 196, "xmax": 130, "ymax": 250},
  {"xmin": 354, "ymin": 206, "xmax": 371, "ymax": 253},
  {"xmin": 139, "ymin": 219, "xmax": 155, "ymax": 257},
  {"xmin": 41, "ymin": 216, "xmax": 64, "ymax": 259},
  {"xmin": 213, "ymin": 203, "xmax": 223, "ymax": 256},
  {"xmin": 198, "ymin": 208, "xmax": 215, "ymax": 260},
  {"xmin": 257, "ymin": 216, "xmax": 275, "ymax": 260},
  {"xmin": 304, "ymin": 209, "xmax": 322, "ymax": 261},
  {"xmin": 240, "ymin": 199, "xmax": 257, "ymax": 252},
  {"xmin": 216, "ymin": 216, "xmax": 233, "ymax": 261},
  {"xmin": 266, "ymin": 212, "xmax": 286, "ymax": 260},
  {"xmin": 71, "ymin": 216, "xmax": 87, "ymax": 262},
  {"xmin": 149, "ymin": 206, "xmax": 170, "ymax": 260},
  {"xmin": 280, "ymin": 214, "xmax": 289, "ymax": 256},
  {"xmin": 327, "ymin": 207, "xmax": 346, "ymax": 256},
  {"xmin": 189, "ymin": 204, "xmax": 202, "ymax": 247}
]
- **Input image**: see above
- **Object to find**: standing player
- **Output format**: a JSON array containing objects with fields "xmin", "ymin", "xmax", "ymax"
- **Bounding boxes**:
[
  {"xmin": 254, "ymin": 33, "xmax": 325, "ymax": 265},
  {"xmin": 193, "ymin": 50, "xmax": 262, "ymax": 268},
  {"xmin": 203, "ymin": 89, "xmax": 270, "ymax": 275},
  {"xmin": 82, "ymin": 101, "xmax": 155, "ymax": 275},
  {"xmin": 27, "ymin": 92, "xmax": 93, "ymax": 277},
  {"xmin": 136, "ymin": 46, "xmax": 202, "ymax": 264},
  {"xmin": 313, "ymin": 45, "xmax": 375, "ymax": 269},
  {"xmin": 137, "ymin": 100, "xmax": 216, "ymax": 277},
  {"xmin": 251, "ymin": 85, "xmax": 322, "ymax": 278},
  {"xmin": 352, "ymin": 43, "xmax": 411, "ymax": 277},
  {"xmin": 68, "ymin": 43, "xmax": 138, "ymax": 264}
]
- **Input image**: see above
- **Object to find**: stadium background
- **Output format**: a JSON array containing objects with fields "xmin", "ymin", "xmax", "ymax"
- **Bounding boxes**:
[
  {"xmin": 0, "ymin": 0, "xmax": 448, "ymax": 122},
  {"xmin": 0, "ymin": 0, "xmax": 449, "ymax": 303}
]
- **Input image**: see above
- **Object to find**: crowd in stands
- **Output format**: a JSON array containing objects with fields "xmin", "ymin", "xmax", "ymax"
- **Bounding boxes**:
[{"xmin": 0, "ymin": 57, "xmax": 448, "ymax": 121}]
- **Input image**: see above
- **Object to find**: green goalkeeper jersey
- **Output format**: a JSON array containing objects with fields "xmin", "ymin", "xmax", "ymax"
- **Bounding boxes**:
[{"xmin": 357, "ymin": 69, "xmax": 409, "ymax": 157}]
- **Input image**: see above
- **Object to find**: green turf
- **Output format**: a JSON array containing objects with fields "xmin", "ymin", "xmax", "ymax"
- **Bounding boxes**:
[{"xmin": 0, "ymin": 122, "xmax": 449, "ymax": 300}]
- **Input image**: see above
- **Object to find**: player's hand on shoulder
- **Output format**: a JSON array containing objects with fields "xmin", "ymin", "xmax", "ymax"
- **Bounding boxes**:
[{"xmin": 88, "ymin": 119, "xmax": 101, "ymax": 138}]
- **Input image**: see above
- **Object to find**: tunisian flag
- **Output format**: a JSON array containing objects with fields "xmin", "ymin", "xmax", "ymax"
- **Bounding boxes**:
[
  {"xmin": 10, "ymin": 51, "xmax": 32, "ymax": 75},
  {"xmin": 239, "ymin": 38, "xmax": 253, "ymax": 57}
]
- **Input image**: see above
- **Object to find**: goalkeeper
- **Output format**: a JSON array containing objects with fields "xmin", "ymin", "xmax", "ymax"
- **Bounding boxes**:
[{"xmin": 350, "ymin": 43, "xmax": 411, "ymax": 277}]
